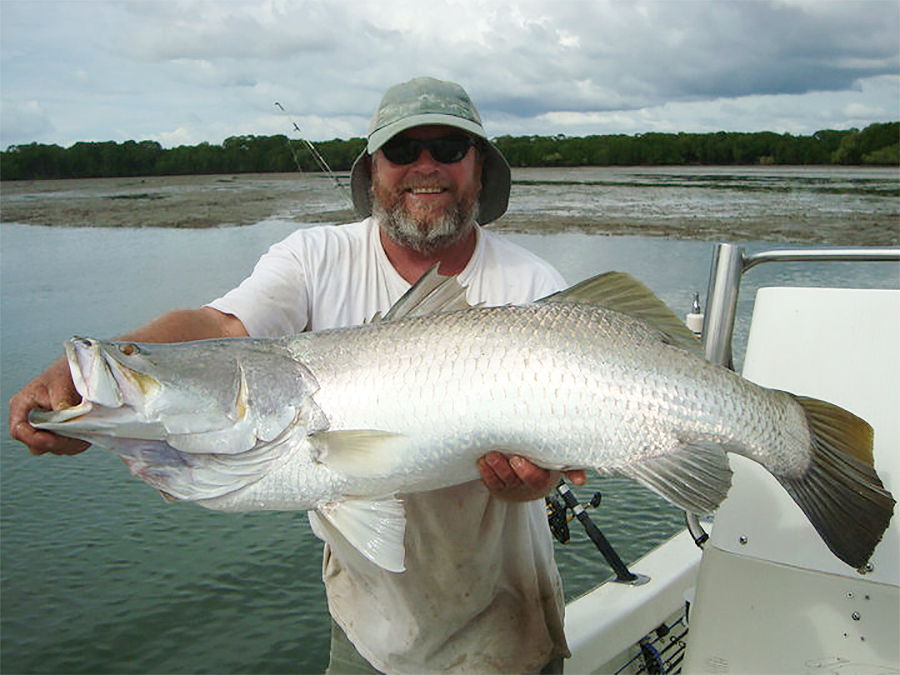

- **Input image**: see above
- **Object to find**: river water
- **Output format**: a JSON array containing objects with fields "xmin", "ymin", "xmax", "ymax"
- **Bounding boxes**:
[{"xmin": 1, "ymin": 167, "xmax": 898, "ymax": 674}]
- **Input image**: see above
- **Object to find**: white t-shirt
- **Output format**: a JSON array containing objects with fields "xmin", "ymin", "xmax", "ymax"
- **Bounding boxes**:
[{"xmin": 208, "ymin": 218, "xmax": 570, "ymax": 673}]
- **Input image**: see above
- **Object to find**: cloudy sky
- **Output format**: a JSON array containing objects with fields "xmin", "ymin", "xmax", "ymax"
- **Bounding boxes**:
[{"xmin": 2, "ymin": 0, "xmax": 898, "ymax": 150}]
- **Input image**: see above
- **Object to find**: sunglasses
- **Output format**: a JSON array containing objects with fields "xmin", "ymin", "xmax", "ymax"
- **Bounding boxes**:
[{"xmin": 380, "ymin": 135, "xmax": 478, "ymax": 165}]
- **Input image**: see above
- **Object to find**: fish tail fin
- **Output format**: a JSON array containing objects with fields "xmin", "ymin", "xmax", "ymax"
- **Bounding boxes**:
[{"xmin": 776, "ymin": 395, "xmax": 894, "ymax": 569}]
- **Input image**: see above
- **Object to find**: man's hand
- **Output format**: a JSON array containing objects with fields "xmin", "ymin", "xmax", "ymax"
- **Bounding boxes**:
[
  {"xmin": 9, "ymin": 357, "xmax": 90, "ymax": 456},
  {"xmin": 477, "ymin": 451, "xmax": 586, "ymax": 502}
]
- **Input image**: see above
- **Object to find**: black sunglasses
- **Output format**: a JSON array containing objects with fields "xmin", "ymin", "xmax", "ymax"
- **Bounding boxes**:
[{"xmin": 380, "ymin": 135, "xmax": 478, "ymax": 165}]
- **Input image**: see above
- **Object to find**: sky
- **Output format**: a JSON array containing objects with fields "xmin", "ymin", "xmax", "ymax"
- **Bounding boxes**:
[{"xmin": 1, "ymin": 0, "xmax": 898, "ymax": 150}]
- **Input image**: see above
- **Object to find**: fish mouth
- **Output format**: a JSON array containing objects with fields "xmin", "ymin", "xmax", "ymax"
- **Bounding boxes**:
[
  {"xmin": 30, "ymin": 337, "xmax": 172, "ymax": 442},
  {"xmin": 30, "ymin": 337, "xmax": 162, "ymax": 433},
  {"xmin": 29, "ymin": 399, "xmax": 96, "ymax": 426},
  {"xmin": 64, "ymin": 337, "xmax": 160, "ymax": 409}
]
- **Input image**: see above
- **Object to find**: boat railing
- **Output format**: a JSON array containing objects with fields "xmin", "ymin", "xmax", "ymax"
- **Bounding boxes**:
[
  {"xmin": 687, "ymin": 243, "xmax": 900, "ymax": 546},
  {"xmin": 702, "ymin": 244, "xmax": 900, "ymax": 369}
]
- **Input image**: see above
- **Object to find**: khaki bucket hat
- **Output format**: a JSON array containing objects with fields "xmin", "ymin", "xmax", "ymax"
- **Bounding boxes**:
[{"xmin": 350, "ymin": 77, "xmax": 511, "ymax": 225}]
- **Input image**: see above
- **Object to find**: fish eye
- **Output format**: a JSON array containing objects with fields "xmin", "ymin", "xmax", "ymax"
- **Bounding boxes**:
[{"xmin": 119, "ymin": 343, "xmax": 140, "ymax": 356}]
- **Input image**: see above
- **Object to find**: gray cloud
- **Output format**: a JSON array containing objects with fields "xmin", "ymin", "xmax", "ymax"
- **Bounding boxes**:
[
  {"xmin": 1, "ymin": 0, "xmax": 897, "ymax": 149},
  {"xmin": 468, "ymin": 1, "xmax": 899, "ymax": 114}
]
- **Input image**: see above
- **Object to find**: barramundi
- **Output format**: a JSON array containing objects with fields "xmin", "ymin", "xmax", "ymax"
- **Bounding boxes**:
[{"xmin": 31, "ymin": 270, "xmax": 895, "ymax": 572}]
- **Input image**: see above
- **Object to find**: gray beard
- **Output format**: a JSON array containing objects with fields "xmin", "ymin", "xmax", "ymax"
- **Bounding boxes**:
[{"xmin": 372, "ymin": 192, "xmax": 479, "ymax": 255}]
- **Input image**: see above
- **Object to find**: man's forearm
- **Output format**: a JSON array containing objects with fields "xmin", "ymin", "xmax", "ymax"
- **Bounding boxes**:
[{"xmin": 117, "ymin": 307, "xmax": 249, "ymax": 344}]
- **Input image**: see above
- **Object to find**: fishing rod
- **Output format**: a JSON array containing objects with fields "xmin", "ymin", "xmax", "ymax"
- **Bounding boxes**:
[{"xmin": 274, "ymin": 101, "xmax": 352, "ymax": 206}]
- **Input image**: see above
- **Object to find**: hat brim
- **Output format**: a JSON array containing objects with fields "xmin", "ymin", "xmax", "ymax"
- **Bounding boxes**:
[
  {"xmin": 368, "ymin": 114, "xmax": 488, "ymax": 154},
  {"xmin": 351, "ymin": 138, "xmax": 510, "ymax": 225}
]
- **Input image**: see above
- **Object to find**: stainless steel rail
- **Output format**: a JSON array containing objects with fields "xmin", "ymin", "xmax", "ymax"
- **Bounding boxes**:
[
  {"xmin": 700, "ymin": 244, "xmax": 900, "ymax": 370},
  {"xmin": 743, "ymin": 248, "xmax": 900, "ymax": 272}
]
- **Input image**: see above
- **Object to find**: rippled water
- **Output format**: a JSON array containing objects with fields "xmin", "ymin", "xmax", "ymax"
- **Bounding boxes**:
[{"xmin": 2, "ymin": 169, "xmax": 898, "ymax": 674}]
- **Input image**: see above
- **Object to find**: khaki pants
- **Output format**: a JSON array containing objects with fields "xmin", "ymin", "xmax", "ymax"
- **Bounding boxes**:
[{"xmin": 326, "ymin": 620, "xmax": 564, "ymax": 674}]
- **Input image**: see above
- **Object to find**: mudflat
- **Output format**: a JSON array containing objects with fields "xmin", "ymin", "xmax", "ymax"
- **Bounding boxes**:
[
  {"xmin": 0, "ymin": 173, "xmax": 351, "ymax": 229},
  {"xmin": 2, "ymin": 169, "xmax": 897, "ymax": 245}
]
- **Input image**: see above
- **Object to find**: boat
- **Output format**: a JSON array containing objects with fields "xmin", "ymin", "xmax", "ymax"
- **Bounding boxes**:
[{"xmin": 562, "ymin": 243, "xmax": 900, "ymax": 674}]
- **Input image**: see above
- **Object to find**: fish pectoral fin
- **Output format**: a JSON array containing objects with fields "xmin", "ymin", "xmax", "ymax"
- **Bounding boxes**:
[
  {"xmin": 313, "ymin": 497, "xmax": 407, "ymax": 573},
  {"xmin": 313, "ymin": 430, "xmax": 410, "ymax": 478},
  {"xmin": 616, "ymin": 440, "xmax": 733, "ymax": 515}
]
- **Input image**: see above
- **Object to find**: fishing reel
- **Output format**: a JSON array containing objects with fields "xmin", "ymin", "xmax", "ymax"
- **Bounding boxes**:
[
  {"xmin": 545, "ymin": 494, "xmax": 571, "ymax": 544},
  {"xmin": 545, "ymin": 488, "xmax": 603, "ymax": 545}
]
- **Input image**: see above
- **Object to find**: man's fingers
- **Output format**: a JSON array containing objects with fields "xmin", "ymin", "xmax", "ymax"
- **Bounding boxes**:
[
  {"xmin": 478, "ymin": 451, "xmax": 520, "ymax": 489},
  {"xmin": 565, "ymin": 469, "xmax": 587, "ymax": 486},
  {"xmin": 509, "ymin": 456, "xmax": 557, "ymax": 491},
  {"xmin": 11, "ymin": 418, "xmax": 89, "ymax": 456},
  {"xmin": 9, "ymin": 356, "xmax": 88, "ymax": 456}
]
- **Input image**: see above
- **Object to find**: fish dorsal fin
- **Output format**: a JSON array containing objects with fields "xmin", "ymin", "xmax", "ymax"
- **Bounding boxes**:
[
  {"xmin": 378, "ymin": 265, "xmax": 472, "ymax": 322},
  {"xmin": 541, "ymin": 271, "xmax": 703, "ymax": 355}
]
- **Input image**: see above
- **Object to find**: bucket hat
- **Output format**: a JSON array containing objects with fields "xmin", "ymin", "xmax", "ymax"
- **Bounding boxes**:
[{"xmin": 350, "ymin": 77, "xmax": 511, "ymax": 225}]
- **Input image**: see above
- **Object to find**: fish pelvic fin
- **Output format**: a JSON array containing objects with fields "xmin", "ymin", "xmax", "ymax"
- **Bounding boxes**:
[
  {"xmin": 776, "ymin": 395, "xmax": 894, "ymax": 569},
  {"xmin": 312, "ymin": 496, "xmax": 407, "ymax": 572},
  {"xmin": 540, "ymin": 271, "xmax": 703, "ymax": 356},
  {"xmin": 616, "ymin": 440, "xmax": 733, "ymax": 515}
]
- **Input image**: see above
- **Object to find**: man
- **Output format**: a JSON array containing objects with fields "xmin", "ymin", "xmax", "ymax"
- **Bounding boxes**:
[{"xmin": 10, "ymin": 77, "xmax": 582, "ymax": 673}]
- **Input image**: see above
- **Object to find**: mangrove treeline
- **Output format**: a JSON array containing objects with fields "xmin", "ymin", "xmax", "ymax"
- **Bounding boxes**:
[{"xmin": 2, "ymin": 121, "xmax": 897, "ymax": 181}]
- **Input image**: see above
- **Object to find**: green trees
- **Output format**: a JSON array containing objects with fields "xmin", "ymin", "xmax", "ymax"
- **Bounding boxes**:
[
  {"xmin": 1, "ymin": 123, "xmax": 896, "ymax": 181},
  {"xmin": 0, "ymin": 135, "xmax": 364, "ymax": 180},
  {"xmin": 831, "ymin": 123, "xmax": 900, "ymax": 165},
  {"xmin": 490, "ymin": 125, "xmax": 898, "ymax": 168}
]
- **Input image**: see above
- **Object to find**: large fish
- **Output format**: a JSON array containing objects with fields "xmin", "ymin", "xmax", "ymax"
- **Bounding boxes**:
[{"xmin": 31, "ymin": 270, "xmax": 894, "ymax": 572}]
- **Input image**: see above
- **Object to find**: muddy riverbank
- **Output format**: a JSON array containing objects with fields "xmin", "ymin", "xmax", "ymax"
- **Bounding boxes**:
[{"xmin": 2, "ymin": 168, "xmax": 897, "ymax": 245}]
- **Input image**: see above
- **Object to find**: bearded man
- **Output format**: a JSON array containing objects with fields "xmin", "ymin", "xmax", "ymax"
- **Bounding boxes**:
[{"xmin": 11, "ymin": 77, "xmax": 579, "ymax": 673}]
